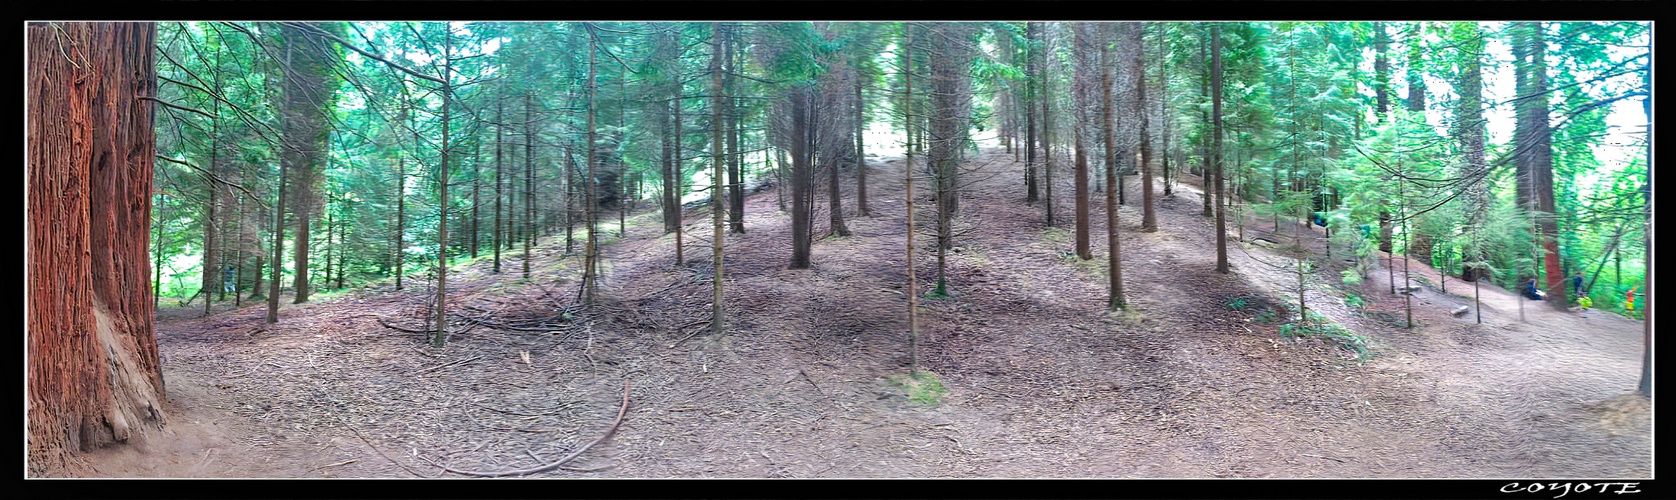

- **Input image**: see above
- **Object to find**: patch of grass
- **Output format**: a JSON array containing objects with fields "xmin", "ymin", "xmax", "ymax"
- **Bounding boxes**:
[
  {"xmin": 890, "ymin": 370, "xmax": 948, "ymax": 405},
  {"xmin": 1342, "ymin": 293, "xmax": 1365, "ymax": 309},
  {"xmin": 1039, "ymin": 227, "xmax": 1071, "ymax": 244},
  {"xmin": 1279, "ymin": 319, "xmax": 1371, "ymax": 361}
]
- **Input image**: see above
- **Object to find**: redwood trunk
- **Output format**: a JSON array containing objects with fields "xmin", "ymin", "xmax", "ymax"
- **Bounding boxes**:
[{"xmin": 27, "ymin": 22, "xmax": 165, "ymax": 474}]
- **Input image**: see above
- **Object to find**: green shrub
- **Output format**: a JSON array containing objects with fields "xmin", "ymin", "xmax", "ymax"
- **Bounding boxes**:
[{"xmin": 1279, "ymin": 320, "xmax": 1370, "ymax": 361}]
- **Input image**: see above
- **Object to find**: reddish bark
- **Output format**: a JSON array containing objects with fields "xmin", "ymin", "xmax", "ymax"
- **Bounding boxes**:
[{"xmin": 27, "ymin": 22, "xmax": 164, "ymax": 474}]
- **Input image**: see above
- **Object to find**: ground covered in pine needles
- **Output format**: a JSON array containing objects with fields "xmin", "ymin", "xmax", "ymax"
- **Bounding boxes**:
[{"xmin": 73, "ymin": 148, "xmax": 1648, "ymax": 479}]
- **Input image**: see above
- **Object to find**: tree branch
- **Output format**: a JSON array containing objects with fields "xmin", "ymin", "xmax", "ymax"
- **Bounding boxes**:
[
  {"xmin": 139, "ymin": 96, "xmax": 215, "ymax": 118},
  {"xmin": 282, "ymin": 21, "xmax": 446, "ymax": 85}
]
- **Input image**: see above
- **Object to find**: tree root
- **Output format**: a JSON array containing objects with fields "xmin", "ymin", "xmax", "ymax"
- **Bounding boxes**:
[
  {"xmin": 377, "ymin": 317, "xmax": 429, "ymax": 334},
  {"xmin": 440, "ymin": 380, "xmax": 631, "ymax": 477}
]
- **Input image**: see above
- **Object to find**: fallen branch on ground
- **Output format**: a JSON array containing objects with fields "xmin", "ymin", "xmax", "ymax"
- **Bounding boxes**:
[
  {"xmin": 441, "ymin": 380, "xmax": 632, "ymax": 477},
  {"xmin": 416, "ymin": 355, "xmax": 482, "ymax": 375},
  {"xmin": 338, "ymin": 416, "xmax": 426, "ymax": 478},
  {"xmin": 377, "ymin": 317, "xmax": 430, "ymax": 334},
  {"xmin": 799, "ymin": 367, "xmax": 828, "ymax": 399},
  {"xmin": 666, "ymin": 319, "xmax": 712, "ymax": 347},
  {"xmin": 1302, "ymin": 453, "xmax": 1346, "ymax": 463}
]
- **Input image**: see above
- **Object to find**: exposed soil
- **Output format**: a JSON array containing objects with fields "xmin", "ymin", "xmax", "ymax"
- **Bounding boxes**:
[{"xmin": 63, "ymin": 148, "xmax": 1649, "ymax": 478}]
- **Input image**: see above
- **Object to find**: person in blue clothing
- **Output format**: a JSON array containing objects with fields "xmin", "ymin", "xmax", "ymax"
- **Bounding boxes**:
[
  {"xmin": 1571, "ymin": 273, "xmax": 1584, "ymax": 298},
  {"xmin": 1522, "ymin": 278, "xmax": 1545, "ymax": 301}
]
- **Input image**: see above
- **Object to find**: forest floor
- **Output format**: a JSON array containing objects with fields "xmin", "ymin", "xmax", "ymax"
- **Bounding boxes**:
[{"xmin": 72, "ymin": 148, "xmax": 1649, "ymax": 478}]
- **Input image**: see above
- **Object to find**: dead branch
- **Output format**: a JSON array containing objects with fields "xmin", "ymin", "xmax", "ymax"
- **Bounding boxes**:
[
  {"xmin": 441, "ymin": 380, "xmax": 631, "ymax": 477},
  {"xmin": 416, "ymin": 355, "xmax": 482, "ymax": 375},
  {"xmin": 377, "ymin": 317, "xmax": 430, "ymax": 334},
  {"xmin": 799, "ymin": 368, "xmax": 829, "ymax": 399},
  {"xmin": 337, "ymin": 416, "xmax": 426, "ymax": 478},
  {"xmin": 667, "ymin": 319, "xmax": 713, "ymax": 347}
]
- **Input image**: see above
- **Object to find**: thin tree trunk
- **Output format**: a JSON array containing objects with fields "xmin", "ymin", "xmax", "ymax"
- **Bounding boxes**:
[
  {"xmin": 727, "ymin": 25, "xmax": 746, "ymax": 235},
  {"xmin": 1103, "ymin": 24, "xmax": 1125, "ymax": 309},
  {"xmin": 584, "ymin": 32, "xmax": 600, "ymax": 304},
  {"xmin": 434, "ymin": 30, "xmax": 453, "ymax": 347},
  {"xmin": 1024, "ymin": 22, "xmax": 1039, "ymax": 206},
  {"xmin": 709, "ymin": 22, "xmax": 727, "ymax": 336},
  {"xmin": 524, "ymin": 92, "xmax": 534, "ymax": 280},
  {"xmin": 1212, "ymin": 24, "xmax": 1228, "ymax": 274},
  {"xmin": 904, "ymin": 22, "xmax": 919, "ymax": 373},
  {"xmin": 472, "ymin": 130, "xmax": 480, "ymax": 259},
  {"xmin": 397, "ymin": 147, "xmax": 407, "ymax": 288},
  {"xmin": 855, "ymin": 68, "xmax": 870, "ymax": 217},
  {"xmin": 233, "ymin": 189, "xmax": 244, "ymax": 306},
  {"xmin": 269, "ymin": 141, "xmax": 288, "ymax": 319},
  {"xmin": 494, "ymin": 97, "xmax": 504, "ymax": 273},
  {"xmin": 674, "ymin": 96, "xmax": 685, "ymax": 265},
  {"xmin": 1199, "ymin": 27, "xmax": 1211, "ymax": 217},
  {"xmin": 202, "ymin": 58, "xmax": 224, "ymax": 313},
  {"xmin": 1138, "ymin": 23, "xmax": 1156, "ymax": 233},
  {"xmin": 1042, "ymin": 23, "xmax": 1055, "ymax": 227},
  {"xmin": 1074, "ymin": 23, "xmax": 1094, "ymax": 260}
]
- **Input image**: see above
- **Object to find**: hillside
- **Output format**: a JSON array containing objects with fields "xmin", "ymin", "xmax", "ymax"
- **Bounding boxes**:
[{"xmin": 82, "ymin": 149, "xmax": 1650, "ymax": 478}]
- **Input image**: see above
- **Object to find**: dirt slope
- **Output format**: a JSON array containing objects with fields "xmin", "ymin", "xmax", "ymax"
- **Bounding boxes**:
[{"xmin": 68, "ymin": 148, "xmax": 1648, "ymax": 478}]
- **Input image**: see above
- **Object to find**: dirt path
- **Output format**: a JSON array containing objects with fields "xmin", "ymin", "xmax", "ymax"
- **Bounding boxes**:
[{"xmin": 79, "ymin": 148, "xmax": 1647, "ymax": 478}]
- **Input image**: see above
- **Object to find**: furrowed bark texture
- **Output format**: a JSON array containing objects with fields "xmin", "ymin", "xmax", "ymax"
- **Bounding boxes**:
[{"xmin": 27, "ymin": 22, "xmax": 165, "ymax": 475}]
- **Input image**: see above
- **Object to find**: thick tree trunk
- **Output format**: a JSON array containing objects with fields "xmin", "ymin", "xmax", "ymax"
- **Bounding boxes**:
[
  {"xmin": 1455, "ymin": 22, "xmax": 1489, "ymax": 282},
  {"xmin": 1374, "ymin": 22, "xmax": 1391, "ymax": 122},
  {"xmin": 282, "ymin": 24, "xmax": 334, "ymax": 305},
  {"xmin": 1404, "ymin": 23, "xmax": 1427, "ymax": 113},
  {"xmin": 27, "ymin": 22, "xmax": 165, "ymax": 474},
  {"xmin": 929, "ymin": 22, "xmax": 973, "ymax": 294},
  {"xmin": 789, "ymin": 88, "xmax": 814, "ymax": 270},
  {"xmin": 1512, "ymin": 22, "xmax": 1565, "ymax": 310}
]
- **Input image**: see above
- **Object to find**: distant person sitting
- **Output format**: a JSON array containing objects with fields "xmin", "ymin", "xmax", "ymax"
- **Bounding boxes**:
[
  {"xmin": 1522, "ymin": 279, "xmax": 1545, "ymax": 301},
  {"xmin": 1578, "ymin": 295, "xmax": 1593, "ymax": 318}
]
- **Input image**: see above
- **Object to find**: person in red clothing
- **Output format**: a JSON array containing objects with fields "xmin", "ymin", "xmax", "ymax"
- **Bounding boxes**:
[{"xmin": 1626, "ymin": 286, "xmax": 1638, "ymax": 312}]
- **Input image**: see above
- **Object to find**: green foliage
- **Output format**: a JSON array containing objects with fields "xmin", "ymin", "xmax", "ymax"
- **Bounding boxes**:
[
  {"xmin": 142, "ymin": 21, "xmax": 1650, "ymax": 328},
  {"xmin": 891, "ymin": 370, "xmax": 948, "ymax": 405},
  {"xmin": 1279, "ymin": 319, "xmax": 1370, "ymax": 361},
  {"xmin": 1341, "ymin": 293, "xmax": 1365, "ymax": 309}
]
